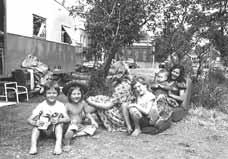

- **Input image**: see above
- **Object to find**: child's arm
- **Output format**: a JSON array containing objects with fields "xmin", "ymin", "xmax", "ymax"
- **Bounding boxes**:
[
  {"xmin": 86, "ymin": 113, "xmax": 99, "ymax": 128},
  {"xmin": 129, "ymin": 94, "xmax": 155, "ymax": 115},
  {"xmin": 27, "ymin": 104, "xmax": 42, "ymax": 127},
  {"xmin": 57, "ymin": 105, "xmax": 70, "ymax": 124},
  {"xmin": 159, "ymin": 82, "xmax": 176, "ymax": 91},
  {"xmin": 58, "ymin": 114, "xmax": 70, "ymax": 124},
  {"xmin": 86, "ymin": 97, "xmax": 114, "ymax": 110},
  {"xmin": 150, "ymin": 82, "xmax": 159, "ymax": 89},
  {"xmin": 168, "ymin": 90, "xmax": 185, "ymax": 102},
  {"xmin": 83, "ymin": 101, "xmax": 98, "ymax": 128},
  {"xmin": 27, "ymin": 114, "xmax": 39, "ymax": 126},
  {"xmin": 134, "ymin": 99, "xmax": 154, "ymax": 115}
]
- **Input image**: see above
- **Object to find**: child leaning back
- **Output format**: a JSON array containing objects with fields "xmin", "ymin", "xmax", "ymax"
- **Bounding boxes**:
[{"xmin": 27, "ymin": 81, "xmax": 70, "ymax": 155}]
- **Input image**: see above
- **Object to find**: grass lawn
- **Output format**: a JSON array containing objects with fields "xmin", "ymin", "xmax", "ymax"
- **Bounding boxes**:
[{"xmin": 1, "ymin": 95, "xmax": 228, "ymax": 159}]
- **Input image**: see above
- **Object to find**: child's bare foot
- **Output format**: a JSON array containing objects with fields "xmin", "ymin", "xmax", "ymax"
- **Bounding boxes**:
[
  {"xmin": 63, "ymin": 145, "xmax": 72, "ymax": 152},
  {"xmin": 53, "ymin": 146, "xmax": 62, "ymax": 155},
  {"xmin": 29, "ymin": 146, "xmax": 37, "ymax": 155},
  {"xmin": 127, "ymin": 126, "xmax": 133, "ymax": 135},
  {"xmin": 131, "ymin": 129, "xmax": 141, "ymax": 136}
]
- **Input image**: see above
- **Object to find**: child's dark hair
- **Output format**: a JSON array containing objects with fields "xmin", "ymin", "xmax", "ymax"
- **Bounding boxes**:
[
  {"xmin": 67, "ymin": 86, "xmax": 84, "ymax": 104},
  {"xmin": 43, "ymin": 81, "xmax": 60, "ymax": 95},
  {"xmin": 168, "ymin": 65, "xmax": 185, "ymax": 82}
]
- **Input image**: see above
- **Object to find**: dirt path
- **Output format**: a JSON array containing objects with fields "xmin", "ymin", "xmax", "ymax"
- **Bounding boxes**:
[{"xmin": 0, "ymin": 102, "xmax": 228, "ymax": 159}]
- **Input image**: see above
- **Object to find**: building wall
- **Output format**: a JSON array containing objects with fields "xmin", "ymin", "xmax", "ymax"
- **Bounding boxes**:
[
  {"xmin": 5, "ymin": 33, "xmax": 83, "ymax": 76},
  {"xmin": 6, "ymin": 0, "xmax": 86, "ymax": 45},
  {"xmin": 123, "ymin": 46, "xmax": 153, "ymax": 62}
]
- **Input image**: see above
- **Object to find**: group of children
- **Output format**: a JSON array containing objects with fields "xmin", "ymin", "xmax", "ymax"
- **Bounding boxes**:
[
  {"xmin": 27, "ymin": 81, "xmax": 98, "ymax": 155},
  {"xmin": 27, "ymin": 66, "xmax": 186, "ymax": 155},
  {"xmin": 123, "ymin": 66, "xmax": 186, "ymax": 136}
]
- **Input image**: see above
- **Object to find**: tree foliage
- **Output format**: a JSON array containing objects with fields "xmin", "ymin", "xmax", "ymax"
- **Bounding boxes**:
[
  {"xmin": 70, "ymin": 0, "xmax": 150, "ymax": 76},
  {"xmin": 191, "ymin": 0, "xmax": 228, "ymax": 65},
  {"xmin": 69, "ymin": 0, "xmax": 228, "ymax": 70},
  {"xmin": 147, "ymin": 0, "xmax": 228, "ymax": 65}
]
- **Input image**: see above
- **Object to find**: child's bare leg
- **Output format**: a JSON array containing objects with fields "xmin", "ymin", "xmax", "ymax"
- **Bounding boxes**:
[
  {"xmin": 129, "ymin": 108, "xmax": 142, "ymax": 136},
  {"xmin": 29, "ymin": 127, "xmax": 40, "ymax": 155},
  {"xmin": 53, "ymin": 124, "xmax": 63, "ymax": 155},
  {"xmin": 121, "ymin": 103, "xmax": 132, "ymax": 134},
  {"xmin": 63, "ymin": 129, "xmax": 74, "ymax": 152}
]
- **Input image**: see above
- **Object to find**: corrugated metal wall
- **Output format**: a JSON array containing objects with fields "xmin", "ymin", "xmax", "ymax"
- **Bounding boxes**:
[{"xmin": 5, "ymin": 33, "xmax": 83, "ymax": 76}]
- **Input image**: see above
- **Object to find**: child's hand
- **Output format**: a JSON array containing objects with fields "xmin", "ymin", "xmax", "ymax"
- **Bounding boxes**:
[
  {"xmin": 50, "ymin": 118, "xmax": 59, "ymax": 125},
  {"xmin": 36, "ymin": 120, "xmax": 45, "ymax": 127},
  {"xmin": 30, "ymin": 120, "xmax": 38, "ymax": 126},
  {"xmin": 151, "ymin": 83, "xmax": 159, "ymax": 89},
  {"xmin": 170, "ymin": 86, "xmax": 178, "ymax": 91}
]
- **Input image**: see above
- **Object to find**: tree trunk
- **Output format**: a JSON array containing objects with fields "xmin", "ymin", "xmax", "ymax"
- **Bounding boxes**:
[
  {"xmin": 103, "ymin": 46, "xmax": 118, "ymax": 77},
  {"xmin": 195, "ymin": 60, "xmax": 202, "ymax": 81}
]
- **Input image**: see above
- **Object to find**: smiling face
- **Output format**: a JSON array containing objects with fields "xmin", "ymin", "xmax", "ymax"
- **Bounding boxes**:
[
  {"xmin": 171, "ymin": 68, "xmax": 181, "ymax": 80},
  {"xmin": 133, "ymin": 82, "xmax": 147, "ymax": 96},
  {"xmin": 156, "ymin": 71, "xmax": 168, "ymax": 83},
  {"xmin": 45, "ymin": 87, "xmax": 58, "ymax": 105},
  {"xmin": 70, "ymin": 87, "xmax": 83, "ymax": 104}
]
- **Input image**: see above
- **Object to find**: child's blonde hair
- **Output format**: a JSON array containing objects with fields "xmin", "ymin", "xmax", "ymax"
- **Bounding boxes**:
[{"xmin": 156, "ymin": 69, "xmax": 169, "ymax": 81}]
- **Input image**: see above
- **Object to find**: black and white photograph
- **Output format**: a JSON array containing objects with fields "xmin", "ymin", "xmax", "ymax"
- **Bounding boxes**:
[{"xmin": 0, "ymin": 0, "xmax": 228, "ymax": 158}]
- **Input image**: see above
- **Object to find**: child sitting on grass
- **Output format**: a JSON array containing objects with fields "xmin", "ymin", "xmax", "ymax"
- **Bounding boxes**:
[
  {"xmin": 63, "ymin": 86, "xmax": 98, "ymax": 152},
  {"xmin": 149, "ymin": 68, "xmax": 185, "ymax": 126},
  {"xmin": 122, "ymin": 77, "xmax": 156, "ymax": 136},
  {"xmin": 27, "ymin": 81, "xmax": 70, "ymax": 155}
]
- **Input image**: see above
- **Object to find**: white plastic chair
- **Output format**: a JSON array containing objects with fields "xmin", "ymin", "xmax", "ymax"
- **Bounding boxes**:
[{"xmin": 0, "ymin": 81, "xmax": 29, "ymax": 103}]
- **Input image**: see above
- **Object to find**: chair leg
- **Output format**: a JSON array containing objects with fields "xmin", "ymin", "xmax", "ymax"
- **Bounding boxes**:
[
  {"xmin": 15, "ymin": 90, "xmax": 19, "ymax": 103},
  {"xmin": 4, "ymin": 88, "xmax": 8, "ymax": 102},
  {"xmin": 26, "ymin": 92, "xmax": 29, "ymax": 101},
  {"xmin": 5, "ymin": 95, "xmax": 8, "ymax": 102}
]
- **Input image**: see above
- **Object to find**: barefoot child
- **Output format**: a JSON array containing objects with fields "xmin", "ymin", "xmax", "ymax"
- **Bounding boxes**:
[
  {"xmin": 123, "ymin": 77, "xmax": 156, "ymax": 136},
  {"xmin": 63, "ymin": 86, "xmax": 98, "ymax": 152},
  {"xmin": 27, "ymin": 81, "xmax": 70, "ymax": 155}
]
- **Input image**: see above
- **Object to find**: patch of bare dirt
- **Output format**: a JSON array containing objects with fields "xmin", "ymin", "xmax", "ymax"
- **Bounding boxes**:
[{"xmin": 0, "ymin": 101, "xmax": 228, "ymax": 159}]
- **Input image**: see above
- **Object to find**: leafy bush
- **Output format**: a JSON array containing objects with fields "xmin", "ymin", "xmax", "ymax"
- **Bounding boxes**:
[
  {"xmin": 191, "ymin": 69, "xmax": 228, "ymax": 112},
  {"xmin": 86, "ymin": 69, "xmax": 112, "ymax": 96},
  {"xmin": 208, "ymin": 69, "xmax": 226, "ymax": 84}
]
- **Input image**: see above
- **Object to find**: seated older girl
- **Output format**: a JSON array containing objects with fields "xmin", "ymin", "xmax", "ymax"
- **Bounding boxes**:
[
  {"xmin": 86, "ymin": 61, "xmax": 134, "ymax": 132},
  {"xmin": 141, "ymin": 65, "xmax": 192, "ymax": 134}
]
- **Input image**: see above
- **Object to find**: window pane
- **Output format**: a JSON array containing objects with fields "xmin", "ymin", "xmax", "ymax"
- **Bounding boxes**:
[
  {"xmin": 33, "ymin": 14, "xmax": 46, "ymax": 39},
  {"xmin": 61, "ymin": 26, "xmax": 72, "ymax": 44}
]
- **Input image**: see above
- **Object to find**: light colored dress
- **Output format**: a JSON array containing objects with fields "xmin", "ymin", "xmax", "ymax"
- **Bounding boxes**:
[{"xmin": 97, "ymin": 79, "xmax": 133, "ymax": 132}]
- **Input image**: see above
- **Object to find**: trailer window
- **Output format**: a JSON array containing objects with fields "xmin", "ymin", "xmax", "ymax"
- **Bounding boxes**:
[
  {"xmin": 33, "ymin": 14, "xmax": 46, "ymax": 39},
  {"xmin": 61, "ymin": 26, "xmax": 72, "ymax": 44}
]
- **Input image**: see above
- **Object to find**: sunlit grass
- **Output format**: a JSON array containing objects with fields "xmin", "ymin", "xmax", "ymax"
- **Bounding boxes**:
[{"xmin": 186, "ymin": 106, "xmax": 228, "ymax": 134}]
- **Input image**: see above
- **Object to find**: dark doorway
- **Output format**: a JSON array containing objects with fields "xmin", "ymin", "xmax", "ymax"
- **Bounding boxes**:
[{"xmin": 0, "ymin": 0, "xmax": 5, "ymax": 75}]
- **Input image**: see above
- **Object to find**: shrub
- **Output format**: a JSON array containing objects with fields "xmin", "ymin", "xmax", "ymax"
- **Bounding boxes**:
[
  {"xmin": 208, "ymin": 68, "xmax": 226, "ymax": 84},
  {"xmin": 191, "ymin": 68, "xmax": 228, "ymax": 112},
  {"xmin": 87, "ymin": 69, "xmax": 112, "ymax": 96}
]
